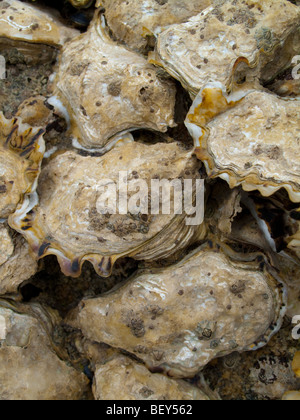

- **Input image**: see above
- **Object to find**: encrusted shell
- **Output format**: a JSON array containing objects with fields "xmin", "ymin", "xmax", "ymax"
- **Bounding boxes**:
[
  {"xmin": 0, "ymin": 299, "xmax": 89, "ymax": 400},
  {"xmin": 0, "ymin": 0, "xmax": 79, "ymax": 63},
  {"xmin": 150, "ymin": 0, "xmax": 300, "ymax": 96},
  {"xmin": 98, "ymin": 0, "xmax": 211, "ymax": 53},
  {"xmin": 53, "ymin": 11, "xmax": 176, "ymax": 151},
  {"xmin": 0, "ymin": 112, "xmax": 45, "ymax": 220},
  {"xmin": 10, "ymin": 141, "xmax": 205, "ymax": 277},
  {"xmin": 67, "ymin": 241, "xmax": 286, "ymax": 378},
  {"xmin": 93, "ymin": 354, "xmax": 211, "ymax": 400},
  {"xmin": 0, "ymin": 223, "xmax": 38, "ymax": 295},
  {"xmin": 185, "ymin": 86, "xmax": 300, "ymax": 203}
]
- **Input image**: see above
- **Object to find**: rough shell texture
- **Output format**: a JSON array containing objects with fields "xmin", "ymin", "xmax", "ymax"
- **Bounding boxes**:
[
  {"xmin": 54, "ymin": 13, "xmax": 176, "ymax": 151},
  {"xmin": 151, "ymin": 0, "xmax": 300, "ymax": 96},
  {"xmin": 0, "ymin": 0, "xmax": 79, "ymax": 63},
  {"xmin": 0, "ymin": 112, "xmax": 45, "ymax": 219},
  {"xmin": 0, "ymin": 224, "xmax": 38, "ymax": 295},
  {"xmin": 68, "ymin": 242, "xmax": 286, "ymax": 378},
  {"xmin": 10, "ymin": 141, "xmax": 205, "ymax": 278},
  {"xmin": 185, "ymin": 87, "xmax": 300, "ymax": 203},
  {"xmin": 0, "ymin": 300, "xmax": 89, "ymax": 400},
  {"xmin": 93, "ymin": 354, "xmax": 210, "ymax": 400},
  {"xmin": 99, "ymin": 0, "xmax": 211, "ymax": 53}
]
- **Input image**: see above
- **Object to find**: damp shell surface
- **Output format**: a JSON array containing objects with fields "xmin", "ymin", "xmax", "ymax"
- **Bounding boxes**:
[
  {"xmin": 10, "ymin": 141, "xmax": 205, "ymax": 277},
  {"xmin": 185, "ymin": 88, "xmax": 300, "ymax": 203},
  {"xmin": 150, "ymin": 0, "xmax": 300, "ymax": 96},
  {"xmin": 0, "ymin": 113, "xmax": 45, "ymax": 220},
  {"xmin": 99, "ymin": 0, "xmax": 211, "ymax": 53},
  {"xmin": 54, "ymin": 13, "xmax": 176, "ymax": 151},
  {"xmin": 0, "ymin": 0, "xmax": 79, "ymax": 63},
  {"xmin": 68, "ymin": 242, "xmax": 286, "ymax": 378},
  {"xmin": 93, "ymin": 354, "xmax": 211, "ymax": 400},
  {"xmin": 0, "ymin": 300, "xmax": 89, "ymax": 400}
]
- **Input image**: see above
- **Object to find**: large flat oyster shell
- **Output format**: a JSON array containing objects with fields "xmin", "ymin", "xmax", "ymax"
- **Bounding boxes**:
[
  {"xmin": 151, "ymin": 0, "xmax": 300, "ymax": 96},
  {"xmin": 0, "ymin": 112, "xmax": 45, "ymax": 220},
  {"xmin": 93, "ymin": 354, "xmax": 211, "ymax": 400},
  {"xmin": 185, "ymin": 87, "xmax": 300, "ymax": 203},
  {"xmin": 54, "ymin": 12, "xmax": 176, "ymax": 151},
  {"xmin": 10, "ymin": 141, "xmax": 205, "ymax": 277},
  {"xmin": 0, "ymin": 0, "xmax": 79, "ymax": 64},
  {"xmin": 0, "ymin": 300, "xmax": 89, "ymax": 400},
  {"xmin": 68, "ymin": 242, "xmax": 286, "ymax": 378},
  {"xmin": 98, "ymin": 0, "xmax": 211, "ymax": 53}
]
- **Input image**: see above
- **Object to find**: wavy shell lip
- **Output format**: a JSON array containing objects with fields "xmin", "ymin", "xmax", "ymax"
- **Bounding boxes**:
[
  {"xmin": 67, "ymin": 241, "xmax": 287, "ymax": 378},
  {"xmin": 185, "ymin": 84, "xmax": 300, "ymax": 203},
  {"xmin": 98, "ymin": 0, "xmax": 211, "ymax": 53},
  {"xmin": 0, "ymin": 0, "xmax": 79, "ymax": 47},
  {"xmin": 54, "ymin": 11, "xmax": 176, "ymax": 151},
  {"xmin": 9, "ymin": 141, "xmax": 204, "ymax": 278},
  {"xmin": 0, "ymin": 112, "xmax": 45, "ymax": 220},
  {"xmin": 150, "ymin": 0, "xmax": 300, "ymax": 96}
]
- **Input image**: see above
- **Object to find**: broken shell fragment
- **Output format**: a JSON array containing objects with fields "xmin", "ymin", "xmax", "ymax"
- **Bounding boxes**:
[
  {"xmin": 0, "ymin": 224, "xmax": 38, "ymax": 295},
  {"xmin": 54, "ymin": 12, "xmax": 176, "ymax": 151},
  {"xmin": 151, "ymin": 0, "xmax": 300, "ymax": 96},
  {"xmin": 68, "ymin": 241, "xmax": 286, "ymax": 378},
  {"xmin": 0, "ymin": 0, "xmax": 79, "ymax": 64},
  {"xmin": 10, "ymin": 141, "xmax": 205, "ymax": 278},
  {"xmin": 93, "ymin": 354, "xmax": 211, "ymax": 400},
  {"xmin": 0, "ymin": 112, "xmax": 45, "ymax": 220},
  {"xmin": 99, "ymin": 0, "xmax": 211, "ymax": 53},
  {"xmin": 185, "ymin": 87, "xmax": 300, "ymax": 203},
  {"xmin": 0, "ymin": 299, "xmax": 89, "ymax": 400}
]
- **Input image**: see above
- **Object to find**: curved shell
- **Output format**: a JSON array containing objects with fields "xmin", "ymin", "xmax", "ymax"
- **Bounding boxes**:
[
  {"xmin": 10, "ymin": 141, "xmax": 205, "ymax": 277},
  {"xmin": 0, "ymin": 0, "xmax": 79, "ymax": 63},
  {"xmin": 0, "ymin": 299, "xmax": 89, "ymax": 400},
  {"xmin": 0, "ymin": 224, "xmax": 38, "ymax": 295},
  {"xmin": 67, "ymin": 241, "xmax": 286, "ymax": 378},
  {"xmin": 98, "ymin": 0, "xmax": 211, "ymax": 53},
  {"xmin": 93, "ymin": 354, "xmax": 211, "ymax": 400},
  {"xmin": 0, "ymin": 112, "xmax": 45, "ymax": 220},
  {"xmin": 185, "ymin": 86, "xmax": 300, "ymax": 203},
  {"xmin": 54, "ymin": 11, "xmax": 176, "ymax": 151},
  {"xmin": 150, "ymin": 0, "xmax": 300, "ymax": 96}
]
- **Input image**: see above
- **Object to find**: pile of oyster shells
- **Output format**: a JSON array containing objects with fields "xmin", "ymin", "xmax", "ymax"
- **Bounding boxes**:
[{"xmin": 0, "ymin": 0, "xmax": 299, "ymax": 400}]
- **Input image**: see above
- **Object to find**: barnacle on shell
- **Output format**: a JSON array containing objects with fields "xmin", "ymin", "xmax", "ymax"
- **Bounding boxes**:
[
  {"xmin": 10, "ymin": 141, "xmax": 206, "ymax": 278},
  {"xmin": 68, "ymin": 240, "xmax": 287, "ymax": 378},
  {"xmin": 0, "ymin": 112, "xmax": 45, "ymax": 220}
]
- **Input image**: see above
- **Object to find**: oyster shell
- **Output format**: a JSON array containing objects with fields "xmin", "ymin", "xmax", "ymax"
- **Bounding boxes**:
[
  {"xmin": 0, "ymin": 112, "xmax": 45, "ymax": 220},
  {"xmin": 53, "ymin": 11, "xmax": 176, "ymax": 151},
  {"xmin": 0, "ymin": 223, "xmax": 38, "ymax": 295},
  {"xmin": 0, "ymin": 299, "xmax": 89, "ymax": 400},
  {"xmin": 150, "ymin": 0, "xmax": 300, "ymax": 96},
  {"xmin": 10, "ymin": 141, "xmax": 206, "ymax": 277},
  {"xmin": 93, "ymin": 354, "xmax": 211, "ymax": 400},
  {"xmin": 0, "ymin": 0, "xmax": 79, "ymax": 64},
  {"xmin": 68, "ymin": 241, "xmax": 286, "ymax": 378},
  {"xmin": 185, "ymin": 86, "xmax": 300, "ymax": 203},
  {"xmin": 98, "ymin": 0, "xmax": 211, "ymax": 53}
]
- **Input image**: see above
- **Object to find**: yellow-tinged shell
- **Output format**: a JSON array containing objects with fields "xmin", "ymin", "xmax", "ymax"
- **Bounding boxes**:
[
  {"xmin": 0, "ymin": 0, "xmax": 79, "ymax": 63},
  {"xmin": 67, "ymin": 241, "xmax": 286, "ymax": 378},
  {"xmin": 150, "ymin": 0, "xmax": 300, "ymax": 96},
  {"xmin": 68, "ymin": 0, "xmax": 94, "ymax": 8},
  {"xmin": 53, "ymin": 11, "xmax": 176, "ymax": 151},
  {"xmin": 98, "ymin": 0, "xmax": 211, "ymax": 53},
  {"xmin": 292, "ymin": 352, "xmax": 300, "ymax": 378},
  {"xmin": 0, "ymin": 112, "xmax": 45, "ymax": 220},
  {"xmin": 185, "ymin": 85, "xmax": 300, "ymax": 203},
  {"xmin": 10, "ymin": 141, "xmax": 206, "ymax": 278}
]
